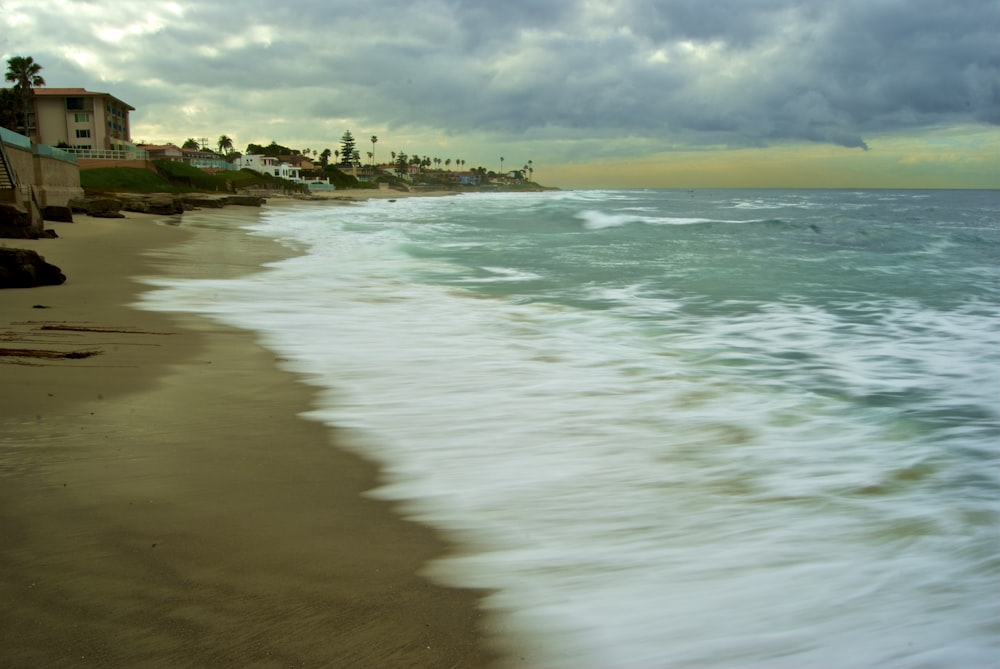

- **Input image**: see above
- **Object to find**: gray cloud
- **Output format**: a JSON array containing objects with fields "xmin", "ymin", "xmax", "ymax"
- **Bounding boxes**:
[{"xmin": 3, "ymin": 0, "xmax": 997, "ymax": 157}]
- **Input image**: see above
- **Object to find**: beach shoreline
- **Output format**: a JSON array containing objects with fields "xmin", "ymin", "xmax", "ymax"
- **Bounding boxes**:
[{"xmin": 0, "ymin": 206, "xmax": 500, "ymax": 667}]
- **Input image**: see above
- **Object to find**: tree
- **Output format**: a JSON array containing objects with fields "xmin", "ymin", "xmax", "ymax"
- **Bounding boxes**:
[
  {"xmin": 182, "ymin": 138, "xmax": 200, "ymax": 149},
  {"xmin": 4, "ymin": 56, "xmax": 46, "ymax": 137},
  {"xmin": 339, "ymin": 130, "xmax": 356, "ymax": 166},
  {"xmin": 500, "ymin": 156, "xmax": 504, "ymax": 174},
  {"xmin": 217, "ymin": 134, "xmax": 234, "ymax": 155},
  {"xmin": 394, "ymin": 152, "xmax": 409, "ymax": 178},
  {"xmin": 0, "ymin": 87, "xmax": 21, "ymax": 131},
  {"xmin": 319, "ymin": 148, "xmax": 332, "ymax": 166},
  {"xmin": 370, "ymin": 135, "xmax": 378, "ymax": 166}
]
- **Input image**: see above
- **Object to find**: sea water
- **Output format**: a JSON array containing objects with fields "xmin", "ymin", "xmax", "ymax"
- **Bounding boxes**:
[{"xmin": 140, "ymin": 189, "xmax": 1000, "ymax": 668}]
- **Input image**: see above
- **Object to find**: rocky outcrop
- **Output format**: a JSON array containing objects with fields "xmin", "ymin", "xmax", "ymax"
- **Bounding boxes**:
[
  {"xmin": 69, "ymin": 196, "xmax": 124, "ymax": 218},
  {"xmin": 42, "ymin": 205, "xmax": 74, "ymax": 222},
  {"xmin": 180, "ymin": 194, "xmax": 266, "ymax": 209},
  {"xmin": 69, "ymin": 193, "xmax": 267, "ymax": 218},
  {"xmin": 66, "ymin": 193, "xmax": 265, "ymax": 217},
  {"xmin": 116, "ymin": 194, "xmax": 185, "ymax": 215},
  {"xmin": 0, "ymin": 203, "xmax": 37, "ymax": 238},
  {"xmin": 0, "ymin": 247, "xmax": 66, "ymax": 288}
]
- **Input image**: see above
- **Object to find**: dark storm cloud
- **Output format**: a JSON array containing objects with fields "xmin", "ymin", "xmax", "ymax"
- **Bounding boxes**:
[{"xmin": 5, "ymin": 0, "xmax": 998, "ymax": 152}]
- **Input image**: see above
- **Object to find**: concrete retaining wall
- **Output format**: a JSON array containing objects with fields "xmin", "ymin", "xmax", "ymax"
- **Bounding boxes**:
[{"xmin": 1, "ymin": 130, "xmax": 85, "ymax": 235}]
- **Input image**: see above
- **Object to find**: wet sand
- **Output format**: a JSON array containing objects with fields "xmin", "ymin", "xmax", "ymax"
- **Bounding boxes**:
[{"xmin": 0, "ymin": 206, "xmax": 499, "ymax": 667}]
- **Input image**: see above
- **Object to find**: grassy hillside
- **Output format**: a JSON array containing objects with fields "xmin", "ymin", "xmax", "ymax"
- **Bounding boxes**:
[{"xmin": 80, "ymin": 161, "xmax": 308, "ymax": 194}]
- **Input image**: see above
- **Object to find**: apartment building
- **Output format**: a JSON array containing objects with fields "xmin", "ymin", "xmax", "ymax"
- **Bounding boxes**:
[{"xmin": 28, "ymin": 87, "xmax": 135, "ymax": 151}]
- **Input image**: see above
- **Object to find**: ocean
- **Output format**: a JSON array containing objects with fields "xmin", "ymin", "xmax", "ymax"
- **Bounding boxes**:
[{"xmin": 140, "ymin": 188, "xmax": 1000, "ymax": 668}]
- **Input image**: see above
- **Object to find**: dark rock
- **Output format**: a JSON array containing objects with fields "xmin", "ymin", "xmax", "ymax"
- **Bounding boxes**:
[
  {"xmin": 181, "ymin": 194, "xmax": 265, "ymax": 209},
  {"xmin": 0, "ymin": 248, "xmax": 66, "ymax": 288},
  {"xmin": 119, "ymin": 194, "xmax": 185, "ymax": 215},
  {"xmin": 0, "ymin": 203, "xmax": 38, "ymax": 239},
  {"xmin": 69, "ymin": 196, "xmax": 125, "ymax": 218},
  {"xmin": 222, "ymin": 195, "xmax": 266, "ymax": 207},
  {"xmin": 42, "ymin": 205, "xmax": 74, "ymax": 223},
  {"xmin": 181, "ymin": 195, "xmax": 226, "ymax": 208}
]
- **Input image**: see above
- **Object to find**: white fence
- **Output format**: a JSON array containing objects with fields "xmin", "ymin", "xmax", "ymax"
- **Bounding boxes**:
[{"xmin": 65, "ymin": 148, "xmax": 149, "ymax": 161}]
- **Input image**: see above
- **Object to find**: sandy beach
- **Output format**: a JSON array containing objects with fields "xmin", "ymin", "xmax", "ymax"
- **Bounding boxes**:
[{"xmin": 0, "ymin": 205, "xmax": 499, "ymax": 667}]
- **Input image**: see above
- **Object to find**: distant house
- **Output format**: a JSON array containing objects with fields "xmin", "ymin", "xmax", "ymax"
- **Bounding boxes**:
[
  {"xmin": 181, "ymin": 147, "xmax": 216, "ymax": 161},
  {"xmin": 136, "ymin": 143, "xmax": 184, "ymax": 161},
  {"xmin": 237, "ymin": 153, "xmax": 331, "ymax": 189},
  {"xmin": 181, "ymin": 148, "xmax": 234, "ymax": 172},
  {"xmin": 279, "ymin": 154, "xmax": 315, "ymax": 170},
  {"xmin": 455, "ymin": 171, "xmax": 482, "ymax": 186},
  {"xmin": 27, "ymin": 87, "xmax": 135, "ymax": 152},
  {"xmin": 238, "ymin": 154, "xmax": 300, "ymax": 180}
]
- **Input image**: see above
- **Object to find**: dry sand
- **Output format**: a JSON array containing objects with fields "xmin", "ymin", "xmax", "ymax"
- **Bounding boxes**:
[{"xmin": 0, "ymin": 206, "xmax": 500, "ymax": 668}]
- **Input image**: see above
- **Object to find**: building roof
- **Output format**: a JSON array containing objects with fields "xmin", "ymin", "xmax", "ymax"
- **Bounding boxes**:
[
  {"xmin": 33, "ymin": 87, "xmax": 135, "ymax": 111},
  {"xmin": 136, "ymin": 143, "xmax": 180, "ymax": 151}
]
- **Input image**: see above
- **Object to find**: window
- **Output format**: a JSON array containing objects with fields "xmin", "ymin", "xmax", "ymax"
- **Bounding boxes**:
[
  {"xmin": 75, "ymin": 129, "xmax": 91, "ymax": 138},
  {"xmin": 66, "ymin": 98, "xmax": 85, "ymax": 110},
  {"xmin": 74, "ymin": 113, "xmax": 89, "ymax": 122}
]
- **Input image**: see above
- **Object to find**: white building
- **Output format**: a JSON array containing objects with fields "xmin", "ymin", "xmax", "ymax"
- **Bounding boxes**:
[
  {"xmin": 236, "ymin": 154, "xmax": 332, "ymax": 190},
  {"xmin": 237, "ymin": 154, "xmax": 300, "ymax": 180}
]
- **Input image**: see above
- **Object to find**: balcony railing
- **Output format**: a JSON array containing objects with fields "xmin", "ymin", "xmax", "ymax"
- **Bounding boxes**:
[{"xmin": 65, "ymin": 148, "xmax": 149, "ymax": 161}]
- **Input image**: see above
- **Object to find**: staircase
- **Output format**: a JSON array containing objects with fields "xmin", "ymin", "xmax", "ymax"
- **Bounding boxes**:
[{"xmin": 0, "ymin": 140, "xmax": 16, "ymax": 191}]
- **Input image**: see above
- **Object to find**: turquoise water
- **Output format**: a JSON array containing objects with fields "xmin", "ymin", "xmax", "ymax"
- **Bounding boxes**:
[{"xmin": 143, "ymin": 189, "xmax": 1000, "ymax": 668}]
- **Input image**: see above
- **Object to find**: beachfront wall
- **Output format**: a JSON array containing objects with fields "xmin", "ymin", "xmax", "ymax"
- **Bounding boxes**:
[{"xmin": 1, "ymin": 126, "xmax": 84, "ymax": 234}]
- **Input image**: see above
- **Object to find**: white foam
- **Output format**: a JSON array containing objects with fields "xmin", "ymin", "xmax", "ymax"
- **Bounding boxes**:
[{"xmin": 137, "ymin": 191, "xmax": 1000, "ymax": 668}]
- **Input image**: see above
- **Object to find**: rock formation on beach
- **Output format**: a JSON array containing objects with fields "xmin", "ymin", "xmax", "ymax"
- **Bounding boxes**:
[{"xmin": 0, "ymin": 247, "xmax": 66, "ymax": 288}]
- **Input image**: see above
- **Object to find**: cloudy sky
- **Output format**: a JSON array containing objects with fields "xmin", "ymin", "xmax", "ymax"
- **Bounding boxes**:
[{"xmin": 2, "ymin": 0, "xmax": 998, "ymax": 188}]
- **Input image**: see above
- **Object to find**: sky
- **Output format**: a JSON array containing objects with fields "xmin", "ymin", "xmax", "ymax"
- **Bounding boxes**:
[{"xmin": 2, "ymin": 0, "xmax": 998, "ymax": 189}]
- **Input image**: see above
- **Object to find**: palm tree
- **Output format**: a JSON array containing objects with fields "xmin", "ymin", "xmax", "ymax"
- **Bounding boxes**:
[
  {"xmin": 528, "ymin": 159, "xmax": 534, "ymax": 182},
  {"xmin": 500, "ymin": 156, "xmax": 504, "ymax": 174},
  {"xmin": 182, "ymin": 138, "xmax": 200, "ymax": 149},
  {"xmin": 217, "ymin": 134, "xmax": 234, "ymax": 155},
  {"xmin": 4, "ymin": 56, "xmax": 46, "ymax": 137},
  {"xmin": 370, "ymin": 135, "xmax": 378, "ymax": 166}
]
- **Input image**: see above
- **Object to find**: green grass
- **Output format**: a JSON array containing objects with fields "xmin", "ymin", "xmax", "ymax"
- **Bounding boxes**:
[{"xmin": 80, "ymin": 166, "xmax": 180, "ymax": 193}]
